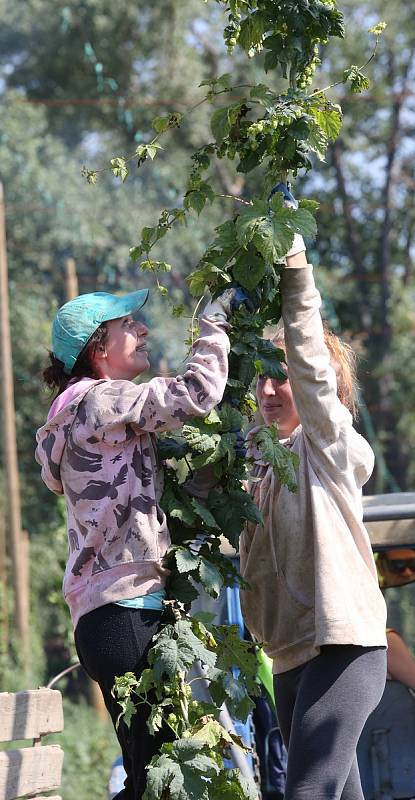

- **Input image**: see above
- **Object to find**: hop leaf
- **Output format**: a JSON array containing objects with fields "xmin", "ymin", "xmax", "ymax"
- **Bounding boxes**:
[
  {"xmin": 206, "ymin": 624, "xmax": 260, "ymax": 719},
  {"xmin": 198, "ymin": 557, "xmax": 223, "ymax": 598},
  {"xmin": 210, "ymin": 107, "xmax": 232, "ymax": 142},
  {"xmin": 254, "ymin": 339, "xmax": 287, "ymax": 380},
  {"xmin": 218, "ymin": 403, "xmax": 244, "ymax": 433},
  {"xmin": 208, "ymin": 488, "xmax": 263, "ymax": 547},
  {"xmin": 110, "ymin": 156, "xmax": 129, "ymax": 182},
  {"xmin": 309, "ymin": 104, "xmax": 342, "ymax": 142},
  {"xmin": 190, "ymin": 498, "xmax": 220, "ymax": 530},
  {"xmin": 167, "ymin": 572, "xmax": 200, "ymax": 604},
  {"xmin": 253, "ymin": 424, "xmax": 299, "ymax": 492},
  {"xmin": 152, "ymin": 112, "xmax": 183, "ymax": 133},
  {"xmin": 238, "ymin": 11, "xmax": 266, "ymax": 53},
  {"xmin": 232, "ymin": 246, "xmax": 266, "ymax": 290},
  {"xmin": 249, "ymin": 83, "xmax": 276, "ymax": 107},
  {"xmin": 149, "ymin": 620, "xmax": 217, "ymax": 681},
  {"xmin": 235, "ymin": 199, "xmax": 269, "ymax": 248},
  {"xmin": 175, "ymin": 547, "xmax": 201, "ymax": 573},
  {"xmin": 136, "ymin": 142, "xmax": 163, "ymax": 161},
  {"xmin": 81, "ymin": 166, "xmax": 98, "ymax": 184},
  {"xmin": 157, "ymin": 436, "xmax": 190, "ymax": 460},
  {"xmin": 343, "ymin": 65, "xmax": 370, "ymax": 94},
  {"xmin": 209, "ymin": 769, "xmax": 258, "ymax": 800},
  {"xmin": 143, "ymin": 739, "xmax": 220, "ymax": 800},
  {"xmin": 192, "ymin": 717, "xmax": 248, "ymax": 751},
  {"xmin": 161, "ymin": 483, "xmax": 198, "ymax": 526},
  {"xmin": 140, "ymin": 259, "xmax": 171, "ymax": 272},
  {"xmin": 200, "ymin": 72, "xmax": 233, "ymax": 91},
  {"xmin": 210, "ymin": 103, "xmax": 244, "ymax": 142}
]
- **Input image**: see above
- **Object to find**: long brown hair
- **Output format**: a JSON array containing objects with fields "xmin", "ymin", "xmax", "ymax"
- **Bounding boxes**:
[
  {"xmin": 264, "ymin": 321, "xmax": 359, "ymax": 418},
  {"xmin": 42, "ymin": 323, "xmax": 108, "ymax": 399}
]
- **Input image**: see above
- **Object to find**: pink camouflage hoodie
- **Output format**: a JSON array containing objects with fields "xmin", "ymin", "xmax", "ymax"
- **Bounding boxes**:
[{"xmin": 36, "ymin": 316, "xmax": 229, "ymax": 628}]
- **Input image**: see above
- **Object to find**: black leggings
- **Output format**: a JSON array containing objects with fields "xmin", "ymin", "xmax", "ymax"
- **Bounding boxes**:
[
  {"xmin": 75, "ymin": 603, "xmax": 168, "ymax": 800},
  {"xmin": 273, "ymin": 645, "xmax": 387, "ymax": 800}
]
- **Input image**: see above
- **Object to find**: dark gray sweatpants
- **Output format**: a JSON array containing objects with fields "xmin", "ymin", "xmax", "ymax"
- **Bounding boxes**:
[{"xmin": 273, "ymin": 645, "xmax": 387, "ymax": 800}]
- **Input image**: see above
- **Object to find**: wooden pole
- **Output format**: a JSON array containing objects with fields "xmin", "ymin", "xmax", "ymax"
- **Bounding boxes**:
[
  {"xmin": 0, "ymin": 505, "xmax": 8, "ymax": 655},
  {"xmin": 0, "ymin": 182, "xmax": 29, "ymax": 660},
  {"xmin": 20, "ymin": 529, "xmax": 30, "ymax": 652},
  {"xmin": 64, "ymin": 257, "xmax": 79, "ymax": 300}
]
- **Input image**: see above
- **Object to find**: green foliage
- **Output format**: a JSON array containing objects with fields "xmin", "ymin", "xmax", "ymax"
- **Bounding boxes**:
[
  {"xmin": 253, "ymin": 424, "xmax": 300, "ymax": 492},
  {"xmin": 208, "ymin": 489, "xmax": 263, "ymax": 549},
  {"xmin": 152, "ymin": 113, "xmax": 184, "ymax": 134},
  {"xmin": 112, "ymin": 612, "xmax": 260, "ymax": 739},
  {"xmin": 142, "ymin": 735, "xmax": 258, "ymax": 800},
  {"xmin": 110, "ymin": 156, "xmax": 129, "ymax": 182},
  {"xmin": 169, "ymin": 540, "xmax": 246, "ymax": 599},
  {"xmin": 221, "ymin": 0, "xmax": 344, "ymax": 73},
  {"xmin": 343, "ymin": 64, "xmax": 370, "ymax": 92},
  {"xmin": 143, "ymin": 739, "xmax": 219, "ymax": 800},
  {"xmin": 100, "ymin": 4, "xmax": 360, "ymax": 769},
  {"xmin": 149, "ymin": 619, "xmax": 217, "ymax": 681}
]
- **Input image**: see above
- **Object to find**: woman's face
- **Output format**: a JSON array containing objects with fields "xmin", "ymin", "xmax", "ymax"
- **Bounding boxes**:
[
  {"xmin": 378, "ymin": 548, "xmax": 415, "ymax": 588},
  {"xmin": 256, "ymin": 371, "xmax": 300, "ymax": 438},
  {"xmin": 95, "ymin": 315, "xmax": 150, "ymax": 380}
]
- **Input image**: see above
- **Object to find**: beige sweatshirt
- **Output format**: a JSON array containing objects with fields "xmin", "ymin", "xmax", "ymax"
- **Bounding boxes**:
[{"xmin": 239, "ymin": 264, "xmax": 387, "ymax": 674}]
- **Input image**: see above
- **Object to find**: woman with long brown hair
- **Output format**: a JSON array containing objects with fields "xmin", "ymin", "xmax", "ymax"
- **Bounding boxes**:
[{"xmin": 240, "ymin": 184, "xmax": 387, "ymax": 800}]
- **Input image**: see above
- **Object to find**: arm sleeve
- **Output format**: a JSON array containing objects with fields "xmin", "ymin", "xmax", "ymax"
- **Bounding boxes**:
[
  {"xmin": 84, "ymin": 316, "xmax": 230, "ymax": 434},
  {"xmin": 281, "ymin": 265, "xmax": 374, "ymax": 484}
]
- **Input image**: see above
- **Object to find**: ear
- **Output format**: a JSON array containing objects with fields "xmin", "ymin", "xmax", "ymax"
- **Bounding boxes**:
[
  {"xmin": 92, "ymin": 343, "xmax": 107, "ymax": 365},
  {"xmin": 90, "ymin": 344, "xmax": 108, "ymax": 380}
]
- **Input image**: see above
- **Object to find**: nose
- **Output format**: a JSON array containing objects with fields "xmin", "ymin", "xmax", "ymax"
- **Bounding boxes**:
[
  {"xmin": 135, "ymin": 322, "xmax": 148, "ymax": 337},
  {"xmin": 262, "ymin": 377, "xmax": 277, "ymax": 396}
]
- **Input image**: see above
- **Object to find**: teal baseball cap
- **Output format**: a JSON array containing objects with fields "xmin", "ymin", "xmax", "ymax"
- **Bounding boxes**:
[{"xmin": 52, "ymin": 289, "xmax": 149, "ymax": 374}]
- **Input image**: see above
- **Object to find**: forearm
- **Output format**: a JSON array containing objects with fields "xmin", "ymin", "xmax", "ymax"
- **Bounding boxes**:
[
  {"xmin": 286, "ymin": 250, "xmax": 308, "ymax": 268},
  {"xmin": 281, "ymin": 264, "xmax": 347, "ymax": 440},
  {"xmin": 86, "ymin": 318, "xmax": 230, "ymax": 434}
]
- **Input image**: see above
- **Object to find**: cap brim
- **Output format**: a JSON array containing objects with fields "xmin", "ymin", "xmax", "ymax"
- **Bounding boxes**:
[{"xmin": 100, "ymin": 289, "xmax": 149, "ymax": 323}]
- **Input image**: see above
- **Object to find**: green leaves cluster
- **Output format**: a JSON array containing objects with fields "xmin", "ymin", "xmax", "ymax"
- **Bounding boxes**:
[
  {"xmin": 221, "ymin": 0, "xmax": 344, "ymax": 61},
  {"xmin": 207, "ymin": 89, "xmax": 343, "ymax": 176},
  {"xmin": 187, "ymin": 194, "xmax": 317, "ymax": 307},
  {"xmin": 343, "ymin": 65, "xmax": 370, "ymax": 93},
  {"xmin": 143, "ymin": 738, "xmax": 257, "ymax": 800},
  {"xmin": 237, "ymin": 192, "xmax": 317, "ymax": 261},
  {"xmin": 159, "ymin": 402, "xmax": 267, "ymax": 552},
  {"xmin": 253, "ymin": 424, "xmax": 300, "ymax": 492},
  {"xmin": 112, "ymin": 613, "xmax": 260, "ymax": 743}
]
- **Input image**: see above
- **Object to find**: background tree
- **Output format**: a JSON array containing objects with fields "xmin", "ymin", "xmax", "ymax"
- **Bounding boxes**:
[{"xmin": 300, "ymin": 0, "xmax": 415, "ymax": 489}]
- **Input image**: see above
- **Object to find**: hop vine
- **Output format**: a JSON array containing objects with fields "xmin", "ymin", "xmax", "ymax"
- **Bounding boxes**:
[{"xmin": 84, "ymin": 3, "xmax": 386, "ymax": 798}]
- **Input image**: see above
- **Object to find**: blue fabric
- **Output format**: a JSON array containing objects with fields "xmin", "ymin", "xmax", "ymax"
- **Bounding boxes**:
[{"xmin": 115, "ymin": 589, "xmax": 166, "ymax": 611}]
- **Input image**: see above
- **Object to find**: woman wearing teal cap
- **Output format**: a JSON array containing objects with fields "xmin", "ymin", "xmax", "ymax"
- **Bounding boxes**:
[{"xmin": 36, "ymin": 286, "xmax": 245, "ymax": 799}]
